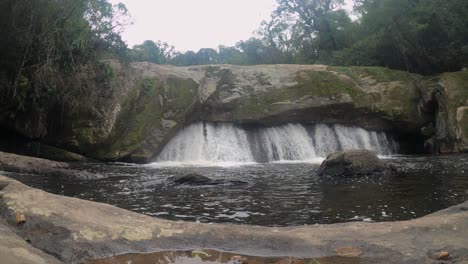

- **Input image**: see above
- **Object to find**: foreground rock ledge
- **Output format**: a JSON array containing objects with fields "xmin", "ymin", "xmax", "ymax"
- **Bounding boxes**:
[{"xmin": 0, "ymin": 176, "xmax": 467, "ymax": 264}]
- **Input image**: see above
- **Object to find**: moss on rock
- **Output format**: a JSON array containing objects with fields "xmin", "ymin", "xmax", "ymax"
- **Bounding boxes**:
[{"xmin": 106, "ymin": 77, "xmax": 163, "ymax": 158}]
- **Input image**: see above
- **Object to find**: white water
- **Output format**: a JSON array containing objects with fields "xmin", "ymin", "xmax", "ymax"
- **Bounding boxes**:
[{"xmin": 154, "ymin": 122, "xmax": 397, "ymax": 166}]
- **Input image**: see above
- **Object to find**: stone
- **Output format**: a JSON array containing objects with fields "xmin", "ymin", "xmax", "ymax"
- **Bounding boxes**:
[
  {"xmin": 434, "ymin": 251, "xmax": 451, "ymax": 261},
  {"xmin": 171, "ymin": 173, "xmax": 248, "ymax": 186},
  {"xmin": 15, "ymin": 212, "xmax": 26, "ymax": 225},
  {"xmin": 0, "ymin": 222, "xmax": 62, "ymax": 264},
  {"xmin": 0, "ymin": 151, "xmax": 103, "ymax": 180},
  {"xmin": 171, "ymin": 173, "xmax": 214, "ymax": 186},
  {"xmin": 317, "ymin": 150, "xmax": 394, "ymax": 177}
]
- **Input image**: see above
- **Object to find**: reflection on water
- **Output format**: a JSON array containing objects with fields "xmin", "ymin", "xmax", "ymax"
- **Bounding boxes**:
[
  {"xmin": 3, "ymin": 154, "xmax": 468, "ymax": 226},
  {"xmin": 86, "ymin": 249, "xmax": 361, "ymax": 264}
]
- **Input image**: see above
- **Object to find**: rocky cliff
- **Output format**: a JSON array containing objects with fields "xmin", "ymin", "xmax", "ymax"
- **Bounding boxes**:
[{"xmin": 1, "ymin": 62, "xmax": 467, "ymax": 162}]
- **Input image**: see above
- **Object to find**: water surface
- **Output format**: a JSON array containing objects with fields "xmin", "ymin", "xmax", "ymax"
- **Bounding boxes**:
[{"xmin": 3, "ymin": 154, "xmax": 467, "ymax": 226}]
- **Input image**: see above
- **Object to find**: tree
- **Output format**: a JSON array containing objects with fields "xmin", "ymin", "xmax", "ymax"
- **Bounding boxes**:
[
  {"xmin": 334, "ymin": 0, "xmax": 468, "ymax": 74},
  {"xmin": 0, "ymin": 0, "xmax": 130, "ymax": 114},
  {"xmin": 129, "ymin": 40, "xmax": 175, "ymax": 64},
  {"xmin": 256, "ymin": 0, "xmax": 356, "ymax": 63}
]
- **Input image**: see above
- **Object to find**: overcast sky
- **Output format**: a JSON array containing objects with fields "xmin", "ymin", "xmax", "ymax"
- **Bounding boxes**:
[{"xmin": 109, "ymin": 0, "xmax": 353, "ymax": 52}]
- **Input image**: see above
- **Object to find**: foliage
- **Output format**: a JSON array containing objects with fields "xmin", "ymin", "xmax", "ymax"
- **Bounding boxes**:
[
  {"xmin": 128, "ymin": 0, "xmax": 467, "ymax": 75},
  {"xmin": 0, "ymin": 0, "xmax": 129, "ymax": 114},
  {"xmin": 128, "ymin": 40, "xmax": 175, "ymax": 64}
]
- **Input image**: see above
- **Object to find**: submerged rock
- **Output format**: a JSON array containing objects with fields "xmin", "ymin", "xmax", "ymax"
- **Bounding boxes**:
[
  {"xmin": 318, "ymin": 150, "xmax": 394, "ymax": 177},
  {"xmin": 171, "ymin": 173, "xmax": 248, "ymax": 186},
  {"xmin": 171, "ymin": 173, "xmax": 214, "ymax": 185}
]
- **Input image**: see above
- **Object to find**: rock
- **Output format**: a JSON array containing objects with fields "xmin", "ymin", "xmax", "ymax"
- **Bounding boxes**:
[
  {"xmin": 171, "ymin": 173, "xmax": 248, "ymax": 186},
  {"xmin": 317, "ymin": 150, "xmax": 393, "ymax": 177},
  {"xmin": 0, "ymin": 151, "xmax": 103, "ymax": 180},
  {"xmin": 15, "ymin": 212, "xmax": 25, "ymax": 225},
  {"xmin": 2, "ymin": 63, "xmax": 468, "ymax": 162},
  {"xmin": 434, "ymin": 251, "xmax": 451, "ymax": 261},
  {"xmin": 171, "ymin": 173, "xmax": 214, "ymax": 185},
  {"xmin": 0, "ymin": 222, "xmax": 62, "ymax": 264}
]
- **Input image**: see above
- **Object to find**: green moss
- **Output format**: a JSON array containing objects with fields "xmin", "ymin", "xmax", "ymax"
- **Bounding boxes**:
[
  {"xmin": 296, "ymin": 71, "xmax": 363, "ymax": 98},
  {"xmin": 461, "ymin": 109, "xmax": 468, "ymax": 139},
  {"xmin": 440, "ymin": 70, "xmax": 468, "ymax": 110},
  {"xmin": 96, "ymin": 75, "xmax": 199, "ymax": 160},
  {"xmin": 328, "ymin": 66, "xmax": 361, "ymax": 83},
  {"xmin": 165, "ymin": 77, "xmax": 198, "ymax": 120},
  {"xmin": 228, "ymin": 67, "xmax": 422, "ymax": 123},
  {"xmin": 330, "ymin": 66, "xmax": 412, "ymax": 83},
  {"xmin": 355, "ymin": 67, "xmax": 412, "ymax": 82},
  {"xmin": 107, "ymin": 77, "xmax": 163, "ymax": 156},
  {"xmin": 73, "ymin": 126, "xmax": 94, "ymax": 146},
  {"xmin": 231, "ymin": 70, "xmax": 367, "ymax": 119},
  {"xmin": 379, "ymin": 86, "xmax": 416, "ymax": 119}
]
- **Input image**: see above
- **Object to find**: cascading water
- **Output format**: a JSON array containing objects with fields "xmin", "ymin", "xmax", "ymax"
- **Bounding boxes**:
[
  {"xmin": 156, "ymin": 122, "xmax": 397, "ymax": 165},
  {"xmin": 156, "ymin": 123, "xmax": 254, "ymax": 165}
]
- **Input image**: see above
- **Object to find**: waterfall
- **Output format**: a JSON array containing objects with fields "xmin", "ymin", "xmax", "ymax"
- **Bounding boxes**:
[
  {"xmin": 157, "ymin": 123, "xmax": 254, "ymax": 164},
  {"xmin": 155, "ymin": 122, "xmax": 397, "ymax": 165}
]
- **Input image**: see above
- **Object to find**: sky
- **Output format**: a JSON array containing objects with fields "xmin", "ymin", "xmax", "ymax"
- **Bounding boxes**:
[
  {"xmin": 109, "ymin": 0, "xmax": 277, "ymax": 51},
  {"xmin": 109, "ymin": 0, "xmax": 354, "ymax": 52}
]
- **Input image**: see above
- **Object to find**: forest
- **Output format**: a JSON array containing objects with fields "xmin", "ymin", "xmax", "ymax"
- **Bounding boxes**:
[
  {"xmin": 0, "ymin": 0, "xmax": 467, "ymax": 117},
  {"xmin": 131, "ymin": 0, "xmax": 468, "ymax": 75}
]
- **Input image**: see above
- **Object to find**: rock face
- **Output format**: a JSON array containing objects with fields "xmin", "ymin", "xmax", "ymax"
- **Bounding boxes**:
[
  {"xmin": 0, "ymin": 221, "xmax": 62, "ymax": 264},
  {"xmin": 1, "ymin": 175, "xmax": 468, "ymax": 263},
  {"xmin": 318, "ymin": 150, "xmax": 393, "ymax": 177},
  {"xmin": 1, "ymin": 62, "xmax": 467, "ymax": 162}
]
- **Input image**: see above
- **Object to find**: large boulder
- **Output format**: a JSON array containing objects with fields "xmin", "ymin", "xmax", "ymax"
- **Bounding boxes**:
[{"xmin": 317, "ymin": 150, "xmax": 393, "ymax": 177}]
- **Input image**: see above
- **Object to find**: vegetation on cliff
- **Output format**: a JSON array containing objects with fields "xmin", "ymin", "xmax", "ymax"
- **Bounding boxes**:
[{"xmin": 0, "ymin": 0, "xmax": 129, "ymax": 118}]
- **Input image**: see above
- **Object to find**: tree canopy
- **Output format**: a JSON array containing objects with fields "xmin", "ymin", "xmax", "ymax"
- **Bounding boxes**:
[{"xmin": 129, "ymin": 0, "xmax": 467, "ymax": 75}]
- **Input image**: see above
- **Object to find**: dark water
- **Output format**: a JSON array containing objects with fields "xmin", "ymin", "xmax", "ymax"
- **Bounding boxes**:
[{"xmin": 3, "ymin": 155, "xmax": 468, "ymax": 227}]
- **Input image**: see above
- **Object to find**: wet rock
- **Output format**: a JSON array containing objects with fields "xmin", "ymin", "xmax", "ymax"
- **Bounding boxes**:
[
  {"xmin": 0, "ymin": 151, "xmax": 103, "ymax": 180},
  {"xmin": 172, "ymin": 173, "xmax": 215, "ymax": 185},
  {"xmin": 171, "ymin": 173, "xmax": 248, "ymax": 186},
  {"xmin": 318, "ymin": 150, "xmax": 394, "ymax": 177}
]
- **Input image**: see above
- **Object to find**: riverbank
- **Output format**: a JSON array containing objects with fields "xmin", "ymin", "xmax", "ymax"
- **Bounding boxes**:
[{"xmin": 0, "ymin": 174, "xmax": 467, "ymax": 263}]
